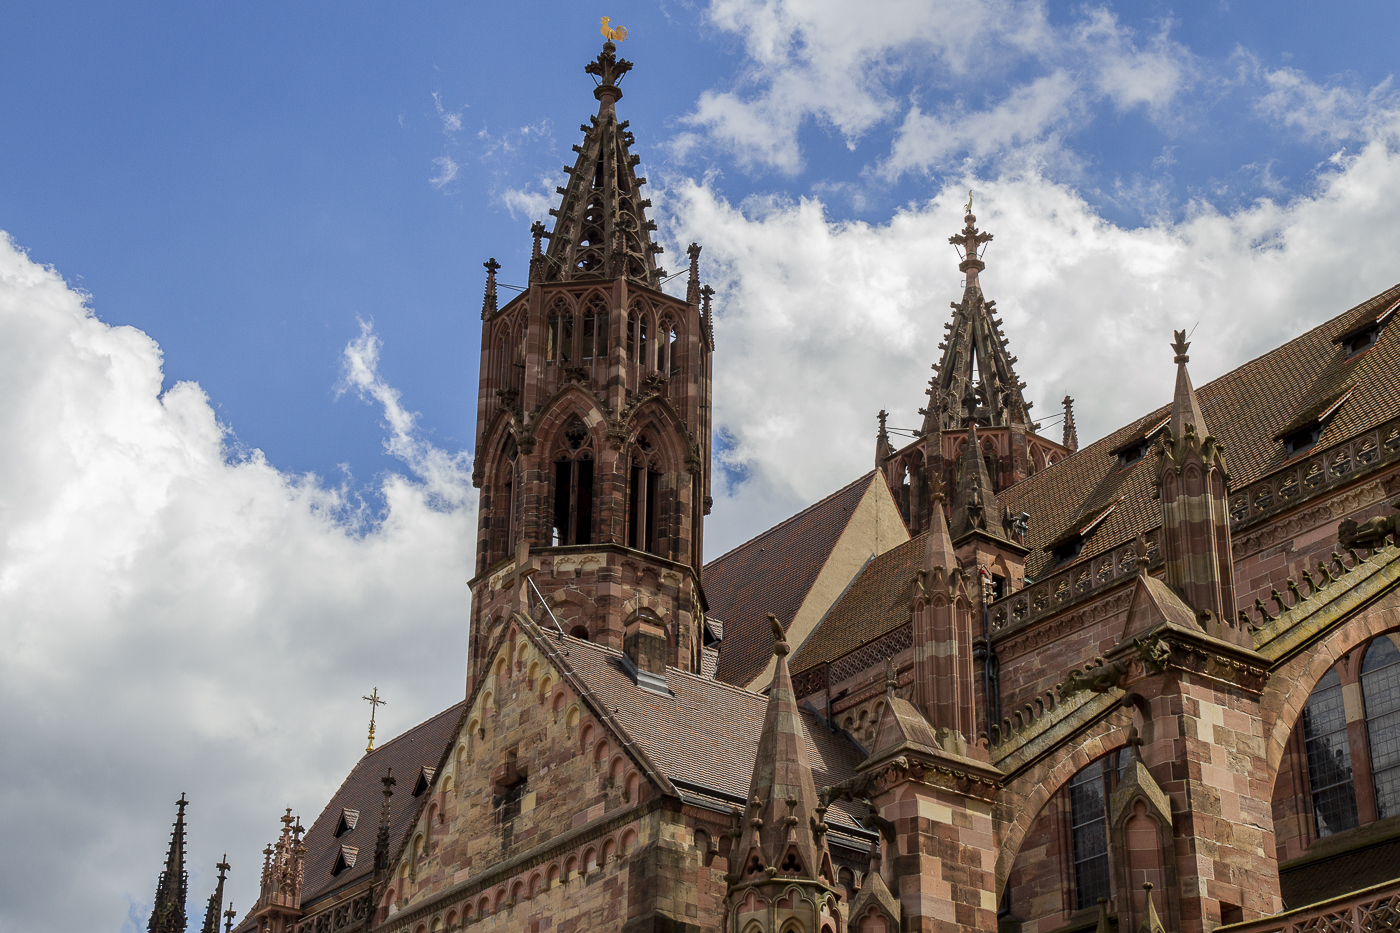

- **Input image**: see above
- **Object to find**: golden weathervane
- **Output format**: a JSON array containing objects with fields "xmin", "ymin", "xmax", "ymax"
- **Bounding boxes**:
[
  {"xmin": 601, "ymin": 16, "xmax": 628, "ymax": 42},
  {"xmin": 965, "ymin": 189, "xmax": 974, "ymax": 215}
]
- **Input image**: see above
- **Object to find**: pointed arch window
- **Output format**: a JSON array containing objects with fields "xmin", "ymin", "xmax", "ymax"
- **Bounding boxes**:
[
  {"xmin": 495, "ymin": 434, "xmax": 519, "ymax": 561},
  {"xmin": 552, "ymin": 417, "xmax": 594, "ymax": 546},
  {"xmin": 628, "ymin": 435, "xmax": 662, "ymax": 555},
  {"xmin": 639, "ymin": 315, "xmax": 650, "ymax": 370},
  {"xmin": 1362, "ymin": 635, "xmax": 1400, "ymax": 819},
  {"xmin": 1067, "ymin": 750, "xmax": 1130, "ymax": 910},
  {"xmin": 1302, "ymin": 666, "xmax": 1359, "ymax": 836},
  {"xmin": 581, "ymin": 296, "xmax": 608, "ymax": 362},
  {"xmin": 658, "ymin": 317, "xmax": 679, "ymax": 376}
]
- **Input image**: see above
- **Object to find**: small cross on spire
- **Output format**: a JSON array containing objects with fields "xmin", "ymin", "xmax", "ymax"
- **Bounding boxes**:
[{"xmin": 363, "ymin": 688, "xmax": 386, "ymax": 754}]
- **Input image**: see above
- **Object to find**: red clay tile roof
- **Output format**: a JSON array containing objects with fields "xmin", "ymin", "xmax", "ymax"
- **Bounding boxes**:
[
  {"xmin": 1001, "ymin": 281, "xmax": 1400, "ymax": 579},
  {"xmin": 298, "ymin": 701, "xmax": 469, "ymax": 907},
  {"xmin": 704, "ymin": 473, "xmax": 873, "ymax": 687},
  {"xmin": 560, "ymin": 636, "xmax": 868, "ymax": 833},
  {"xmin": 789, "ymin": 282, "xmax": 1400, "ymax": 676},
  {"xmin": 790, "ymin": 533, "xmax": 925, "ymax": 676}
]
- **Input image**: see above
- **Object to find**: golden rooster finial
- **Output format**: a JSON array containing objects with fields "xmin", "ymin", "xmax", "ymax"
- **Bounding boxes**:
[
  {"xmin": 965, "ymin": 189, "xmax": 974, "ymax": 215},
  {"xmin": 601, "ymin": 16, "xmax": 628, "ymax": 42}
]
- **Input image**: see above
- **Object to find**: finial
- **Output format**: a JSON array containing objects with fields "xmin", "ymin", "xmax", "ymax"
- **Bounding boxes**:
[
  {"xmin": 363, "ymin": 688, "xmax": 386, "ymax": 754},
  {"xmin": 586, "ymin": 36, "xmax": 633, "ymax": 104},
  {"xmin": 686, "ymin": 242, "xmax": 702, "ymax": 305},
  {"xmin": 1171, "ymin": 329, "xmax": 1190, "ymax": 364},
  {"xmin": 481, "ymin": 259, "xmax": 500, "ymax": 319},
  {"xmin": 884, "ymin": 657, "xmax": 898, "ymax": 697},
  {"xmin": 964, "ymin": 189, "xmax": 973, "ymax": 217},
  {"xmin": 1127, "ymin": 725, "xmax": 1144, "ymax": 761},
  {"xmin": 600, "ymin": 16, "xmax": 628, "ymax": 42},
  {"xmin": 768, "ymin": 614, "xmax": 789, "ymax": 657},
  {"xmin": 223, "ymin": 902, "xmax": 235, "ymax": 933}
]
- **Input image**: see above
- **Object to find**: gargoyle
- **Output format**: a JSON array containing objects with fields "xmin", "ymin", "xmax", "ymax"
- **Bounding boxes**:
[
  {"xmin": 1060, "ymin": 658, "xmax": 1127, "ymax": 697},
  {"xmin": 1339, "ymin": 502, "xmax": 1398, "ymax": 549}
]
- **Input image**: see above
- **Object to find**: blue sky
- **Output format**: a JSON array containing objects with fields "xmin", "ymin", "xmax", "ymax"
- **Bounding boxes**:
[{"xmin": 5, "ymin": 2, "xmax": 1400, "ymax": 930}]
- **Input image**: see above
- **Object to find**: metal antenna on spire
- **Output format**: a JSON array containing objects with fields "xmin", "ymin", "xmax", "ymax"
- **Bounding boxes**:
[{"xmin": 363, "ymin": 688, "xmax": 386, "ymax": 754}]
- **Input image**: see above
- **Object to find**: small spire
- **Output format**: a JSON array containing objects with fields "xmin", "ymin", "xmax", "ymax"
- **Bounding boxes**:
[
  {"xmin": 1094, "ymin": 898, "xmax": 1111, "ymax": 933},
  {"xmin": 373, "ymin": 769, "xmax": 396, "ymax": 879},
  {"xmin": 1140, "ymin": 883, "xmax": 1167, "ymax": 933},
  {"xmin": 884, "ymin": 657, "xmax": 898, "ymax": 698},
  {"xmin": 480, "ymin": 259, "xmax": 500, "ymax": 320},
  {"xmin": 875, "ymin": 409, "xmax": 892, "ymax": 465},
  {"xmin": 1062, "ymin": 395, "xmax": 1078, "ymax": 452},
  {"xmin": 686, "ymin": 242, "xmax": 702, "ymax": 306},
  {"xmin": 363, "ymin": 688, "xmax": 387, "ymax": 754},
  {"xmin": 948, "ymin": 204, "xmax": 994, "ymax": 295},
  {"xmin": 529, "ymin": 222, "xmax": 546, "ymax": 283},
  {"xmin": 149, "ymin": 794, "xmax": 190, "ymax": 933},
  {"xmin": 950, "ymin": 419, "xmax": 1004, "ymax": 541},
  {"xmin": 199, "ymin": 857, "xmax": 231, "ymax": 933},
  {"xmin": 925, "ymin": 470, "xmax": 957, "ymax": 573},
  {"xmin": 1168, "ymin": 330, "xmax": 1207, "ymax": 442},
  {"xmin": 223, "ymin": 902, "xmax": 236, "ymax": 933},
  {"xmin": 700, "ymin": 284, "xmax": 716, "ymax": 348}
]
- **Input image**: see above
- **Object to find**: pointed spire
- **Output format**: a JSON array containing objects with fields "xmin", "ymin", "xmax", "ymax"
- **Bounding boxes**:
[
  {"xmin": 922, "ymin": 201, "xmax": 1033, "ymax": 436},
  {"xmin": 686, "ymin": 242, "xmax": 702, "ymax": 306},
  {"xmin": 729, "ymin": 615, "xmax": 835, "ymax": 890},
  {"xmin": 700, "ymin": 284, "xmax": 716, "ymax": 349},
  {"xmin": 542, "ymin": 42, "xmax": 663, "ymax": 288},
  {"xmin": 875, "ymin": 409, "xmax": 893, "ymax": 465},
  {"xmin": 1062, "ymin": 395, "xmax": 1079, "ymax": 452},
  {"xmin": 199, "ymin": 857, "xmax": 230, "ymax": 933},
  {"xmin": 925, "ymin": 469, "xmax": 956, "ymax": 573},
  {"xmin": 373, "ymin": 769, "xmax": 396, "ymax": 879},
  {"xmin": 951, "ymin": 417, "xmax": 1004, "ymax": 541},
  {"xmin": 1168, "ymin": 330, "xmax": 1207, "ymax": 443},
  {"xmin": 480, "ymin": 259, "xmax": 500, "ymax": 320},
  {"xmin": 149, "ymin": 794, "xmax": 190, "ymax": 933},
  {"xmin": 529, "ymin": 221, "xmax": 546, "ymax": 283},
  {"xmin": 1140, "ymin": 883, "xmax": 1167, "ymax": 933}
]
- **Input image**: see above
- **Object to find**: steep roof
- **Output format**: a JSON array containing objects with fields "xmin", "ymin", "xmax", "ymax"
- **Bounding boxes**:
[
  {"xmin": 1003, "ymin": 283, "xmax": 1400, "ymax": 579},
  {"xmin": 297, "ymin": 701, "xmax": 468, "ymax": 907},
  {"xmin": 704, "ymin": 473, "xmax": 875, "ymax": 687},
  {"xmin": 559, "ymin": 636, "xmax": 868, "ymax": 834},
  {"xmin": 789, "ymin": 533, "xmax": 925, "ymax": 676},
  {"xmin": 790, "ymin": 283, "xmax": 1400, "ymax": 677}
]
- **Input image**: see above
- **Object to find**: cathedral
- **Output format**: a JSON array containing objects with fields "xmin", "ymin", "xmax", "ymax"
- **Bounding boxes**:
[{"xmin": 149, "ymin": 41, "xmax": 1400, "ymax": 933}]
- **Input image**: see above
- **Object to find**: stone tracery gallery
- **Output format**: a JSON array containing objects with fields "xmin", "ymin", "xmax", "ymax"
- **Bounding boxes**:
[{"xmin": 149, "ymin": 40, "xmax": 1400, "ymax": 933}]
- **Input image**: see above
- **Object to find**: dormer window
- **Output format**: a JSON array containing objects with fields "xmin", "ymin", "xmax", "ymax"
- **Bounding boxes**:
[
  {"xmin": 413, "ymin": 766, "xmax": 437, "ymax": 798},
  {"xmin": 1111, "ymin": 416, "xmax": 1169, "ymax": 470},
  {"xmin": 1045, "ymin": 499, "xmax": 1121, "ymax": 568},
  {"xmin": 1274, "ymin": 385, "xmax": 1355, "ymax": 458},
  {"xmin": 1333, "ymin": 298, "xmax": 1396, "ymax": 360},
  {"xmin": 331, "ymin": 845, "xmax": 358, "ymax": 875},
  {"xmin": 334, "ymin": 808, "xmax": 359, "ymax": 838}
]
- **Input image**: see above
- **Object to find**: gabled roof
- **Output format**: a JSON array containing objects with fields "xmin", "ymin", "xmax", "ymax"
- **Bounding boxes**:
[
  {"xmin": 704, "ymin": 472, "xmax": 876, "ymax": 687},
  {"xmin": 296, "ymin": 701, "xmax": 468, "ymax": 907},
  {"xmin": 558, "ymin": 636, "xmax": 868, "ymax": 834},
  {"xmin": 1001, "ymin": 281, "xmax": 1400, "ymax": 579}
]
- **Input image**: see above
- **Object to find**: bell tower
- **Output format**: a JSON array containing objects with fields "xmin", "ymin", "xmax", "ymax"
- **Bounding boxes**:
[{"xmin": 467, "ymin": 41, "xmax": 715, "ymax": 692}]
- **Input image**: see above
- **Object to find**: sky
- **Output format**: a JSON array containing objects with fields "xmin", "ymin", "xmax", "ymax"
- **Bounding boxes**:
[{"xmin": 3, "ymin": 1, "xmax": 1400, "ymax": 930}]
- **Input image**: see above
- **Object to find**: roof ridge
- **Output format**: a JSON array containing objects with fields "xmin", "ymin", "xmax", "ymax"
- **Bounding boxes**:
[
  {"xmin": 565, "ymin": 632, "xmax": 776, "ymax": 701},
  {"xmin": 363, "ymin": 698, "xmax": 469, "ymax": 757},
  {"xmin": 703, "ymin": 471, "xmax": 874, "ymax": 569}
]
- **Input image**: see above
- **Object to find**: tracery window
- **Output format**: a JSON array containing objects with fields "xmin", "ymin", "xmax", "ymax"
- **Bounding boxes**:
[
  {"xmin": 1067, "ymin": 749, "xmax": 1130, "ymax": 910},
  {"xmin": 580, "ymin": 296, "xmax": 608, "ymax": 362},
  {"xmin": 1302, "ymin": 667, "xmax": 1359, "ymax": 836},
  {"xmin": 627, "ymin": 434, "xmax": 662, "ymax": 555},
  {"xmin": 546, "ymin": 299, "xmax": 574, "ymax": 363},
  {"xmin": 552, "ymin": 417, "xmax": 594, "ymax": 546},
  {"xmin": 1362, "ymin": 635, "xmax": 1400, "ymax": 819},
  {"xmin": 667, "ymin": 322, "xmax": 680, "ymax": 377}
]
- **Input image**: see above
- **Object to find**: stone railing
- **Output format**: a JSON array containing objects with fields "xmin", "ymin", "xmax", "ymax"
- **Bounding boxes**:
[
  {"xmin": 295, "ymin": 891, "xmax": 372, "ymax": 933},
  {"xmin": 792, "ymin": 623, "xmax": 914, "ymax": 699},
  {"xmin": 990, "ymin": 534, "xmax": 1160, "ymax": 636},
  {"xmin": 1215, "ymin": 879, "xmax": 1400, "ymax": 933},
  {"xmin": 1226, "ymin": 416, "xmax": 1400, "ymax": 531}
]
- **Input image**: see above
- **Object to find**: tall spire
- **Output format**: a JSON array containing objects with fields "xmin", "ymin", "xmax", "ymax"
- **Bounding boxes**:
[
  {"xmin": 199, "ymin": 857, "xmax": 230, "ymax": 933},
  {"xmin": 1157, "ymin": 330, "xmax": 1243, "ymax": 643},
  {"xmin": 149, "ymin": 794, "xmax": 189, "ymax": 933},
  {"xmin": 727, "ymin": 616, "xmax": 837, "ymax": 899},
  {"xmin": 922, "ymin": 204, "xmax": 1033, "ymax": 436},
  {"xmin": 541, "ymin": 42, "xmax": 664, "ymax": 288}
]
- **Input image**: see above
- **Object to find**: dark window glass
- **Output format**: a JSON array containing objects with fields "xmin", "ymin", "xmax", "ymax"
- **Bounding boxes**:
[
  {"xmin": 1069, "ymin": 759, "xmax": 1109, "ymax": 909},
  {"xmin": 1302, "ymin": 667, "xmax": 1359, "ymax": 836},
  {"xmin": 1362, "ymin": 636, "xmax": 1400, "ymax": 820}
]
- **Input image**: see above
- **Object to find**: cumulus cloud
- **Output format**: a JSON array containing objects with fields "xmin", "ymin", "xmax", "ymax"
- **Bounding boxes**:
[
  {"xmin": 678, "ymin": 0, "xmax": 1190, "ymax": 178},
  {"xmin": 0, "ymin": 235, "xmax": 476, "ymax": 932},
  {"xmin": 661, "ymin": 109, "xmax": 1400, "ymax": 555}
]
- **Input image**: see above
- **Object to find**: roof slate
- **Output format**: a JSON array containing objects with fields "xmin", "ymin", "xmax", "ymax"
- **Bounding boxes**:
[
  {"xmin": 704, "ymin": 473, "xmax": 873, "ymax": 687},
  {"xmin": 297, "ymin": 701, "xmax": 468, "ymax": 908}
]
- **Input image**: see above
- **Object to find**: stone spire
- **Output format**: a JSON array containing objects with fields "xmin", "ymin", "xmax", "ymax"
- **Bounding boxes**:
[
  {"xmin": 198, "ymin": 857, "xmax": 230, "ymax": 933},
  {"xmin": 253, "ymin": 809, "xmax": 306, "ymax": 932},
  {"xmin": 541, "ymin": 41, "xmax": 664, "ymax": 288},
  {"xmin": 922, "ymin": 206, "xmax": 1032, "ymax": 435},
  {"xmin": 686, "ymin": 242, "xmax": 702, "ymax": 306},
  {"xmin": 1062, "ymin": 395, "xmax": 1079, "ymax": 452},
  {"xmin": 149, "ymin": 794, "xmax": 190, "ymax": 933},
  {"xmin": 875, "ymin": 409, "xmax": 893, "ymax": 466},
  {"xmin": 951, "ymin": 417, "xmax": 1006, "ymax": 541},
  {"xmin": 1157, "ymin": 330, "xmax": 1243, "ymax": 643},
  {"xmin": 480, "ymin": 258, "xmax": 500, "ymax": 319},
  {"xmin": 726, "ymin": 617, "xmax": 839, "ymax": 931}
]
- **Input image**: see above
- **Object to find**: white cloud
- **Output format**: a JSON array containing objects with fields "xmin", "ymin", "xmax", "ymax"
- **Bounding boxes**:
[
  {"xmin": 0, "ymin": 236, "xmax": 475, "ymax": 931},
  {"xmin": 429, "ymin": 154, "xmax": 459, "ymax": 188},
  {"xmin": 660, "ymin": 109, "xmax": 1400, "ymax": 555},
  {"xmin": 1247, "ymin": 53, "xmax": 1400, "ymax": 142},
  {"xmin": 433, "ymin": 91, "xmax": 464, "ymax": 135}
]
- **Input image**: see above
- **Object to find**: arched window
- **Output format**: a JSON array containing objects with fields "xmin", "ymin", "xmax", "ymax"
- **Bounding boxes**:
[
  {"xmin": 1067, "ymin": 749, "xmax": 1130, "ymax": 910},
  {"xmin": 581, "ymin": 296, "xmax": 608, "ymax": 362},
  {"xmin": 627, "ymin": 308, "xmax": 638, "ymax": 362},
  {"xmin": 668, "ymin": 323, "xmax": 680, "ymax": 377},
  {"xmin": 552, "ymin": 417, "xmax": 594, "ymax": 545},
  {"xmin": 628, "ymin": 434, "xmax": 662, "ymax": 555},
  {"xmin": 1362, "ymin": 635, "xmax": 1400, "ymax": 819},
  {"xmin": 639, "ymin": 315, "xmax": 650, "ymax": 370},
  {"xmin": 547, "ymin": 308, "xmax": 559, "ymax": 362},
  {"xmin": 494, "ymin": 434, "xmax": 518, "ymax": 561},
  {"xmin": 1302, "ymin": 666, "xmax": 1359, "ymax": 836}
]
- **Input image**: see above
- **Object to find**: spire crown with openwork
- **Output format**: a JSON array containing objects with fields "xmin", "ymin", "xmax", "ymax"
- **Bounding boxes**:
[
  {"xmin": 541, "ymin": 42, "xmax": 663, "ymax": 288},
  {"xmin": 148, "ymin": 794, "xmax": 190, "ymax": 933}
]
